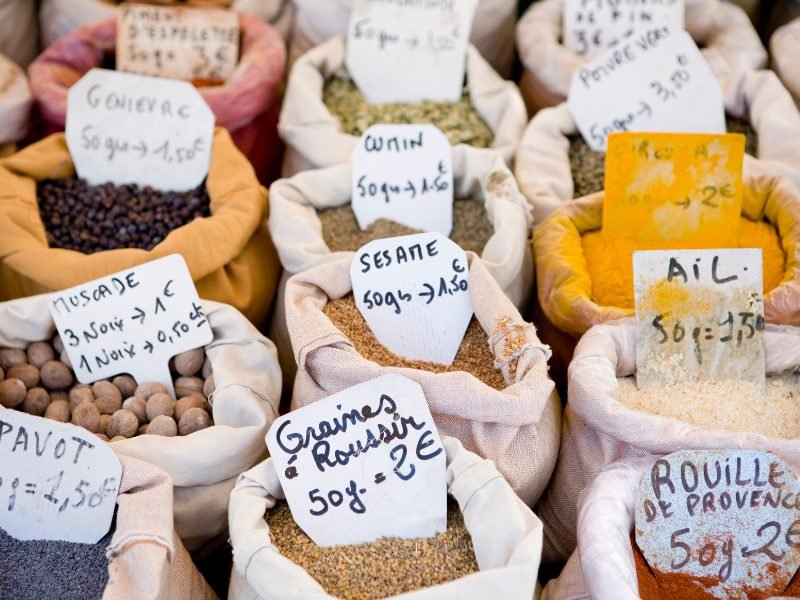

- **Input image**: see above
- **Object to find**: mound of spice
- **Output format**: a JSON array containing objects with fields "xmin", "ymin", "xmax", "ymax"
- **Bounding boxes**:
[
  {"xmin": 319, "ymin": 198, "xmax": 494, "ymax": 255},
  {"xmin": 0, "ymin": 340, "xmax": 215, "ymax": 441},
  {"xmin": 581, "ymin": 216, "xmax": 786, "ymax": 308},
  {"xmin": 568, "ymin": 116, "xmax": 760, "ymax": 198},
  {"xmin": 0, "ymin": 515, "xmax": 115, "ymax": 600},
  {"xmin": 266, "ymin": 498, "xmax": 478, "ymax": 600},
  {"xmin": 37, "ymin": 177, "xmax": 211, "ymax": 253},
  {"xmin": 322, "ymin": 77, "xmax": 494, "ymax": 148},
  {"xmin": 323, "ymin": 294, "xmax": 506, "ymax": 390}
]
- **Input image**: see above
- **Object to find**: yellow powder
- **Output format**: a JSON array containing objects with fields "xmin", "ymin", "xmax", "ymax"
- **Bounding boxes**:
[{"xmin": 582, "ymin": 217, "xmax": 786, "ymax": 308}]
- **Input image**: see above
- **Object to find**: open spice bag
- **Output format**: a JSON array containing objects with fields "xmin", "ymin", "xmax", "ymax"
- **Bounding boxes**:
[
  {"xmin": 771, "ymin": 18, "xmax": 800, "ymax": 108},
  {"xmin": 0, "ymin": 53, "xmax": 32, "ymax": 156},
  {"xmin": 228, "ymin": 436, "xmax": 543, "ymax": 599}
]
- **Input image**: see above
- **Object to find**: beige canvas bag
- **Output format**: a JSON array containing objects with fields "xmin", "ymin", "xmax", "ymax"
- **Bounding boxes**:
[
  {"xmin": 278, "ymin": 36, "xmax": 527, "ymax": 176},
  {"xmin": 515, "ymin": 0, "xmax": 767, "ymax": 114},
  {"xmin": 0, "ymin": 53, "xmax": 32, "ymax": 150},
  {"xmin": 536, "ymin": 321, "xmax": 800, "ymax": 566},
  {"xmin": 772, "ymin": 18, "xmax": 800, "ymax": 108},
  {"xmin": 228, "ymin": 436, "xmax": 544, "ymax": 600},
  {"xmin": 0, "ymin": 293, "xmax": 281, "ymax": 553},
  {"xmin": 284, "ymin": 254, "xmax": 561, "ymax": 506}
]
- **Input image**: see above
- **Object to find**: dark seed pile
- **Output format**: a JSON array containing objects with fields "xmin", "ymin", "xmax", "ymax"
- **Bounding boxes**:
[{"xmin": 37, "ymin": 178, "xmax": 210, "ymax": 253}]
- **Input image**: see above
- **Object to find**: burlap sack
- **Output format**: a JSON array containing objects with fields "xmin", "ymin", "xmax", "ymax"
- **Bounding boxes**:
[
  {"xmin": 268, "ymin": 146, "xmax": 534, "ymax": 393},
  {"xmin": 39, "ymin": 0, "xmax": 293, "ymax": 48},
  {"xmin": 0, "ymin": 291, "xmax": 281, "ymax": 553},
  {"xmin": 287, "ymin": 0, "xmax": 516, "ymax": 77},
  {"xmin": 536, "ymin": 321, "xmax": 800, "ymax": 566},
  {"xmin": 29, "ymin": 14, "xmax": 285, "ymax": 183},
  {"xmin": 0, "ymin": 0, "xmax": 38, "ymax": 69},
  {"xmin": 516, "ymin": 68, "xmax": 800, "ymax": 225},
  {"xmin": 0, "ymin": 128, "xmax": 279, "ymax": 327},
  {"xmin": 0, "ymin": 53, "xmax": 32, "ymax": 146},
  {"xmin": 515, "ymin": 0, "xmax": 768, "ymax": 115},
  {"xmin": 105, "ymin": 454, "xmax": 217, "ymax": 600},
  {"xmin": 228, "ymin": 436, "xmax": 543, "ymax": 600},
  {"xmin": 278, "ymin": 36, "xmax": 527, "ymax": 176},
  {"xmin": 533, "ymin": 164, "xmax": 800, "ymax": 340},
  {"xmin": 772, "ymin": 18, "xmax": 800, "ymax": 108},
  {"xmin": 285, "ymin": 254, "xmax": 560, "ymax": 506}
]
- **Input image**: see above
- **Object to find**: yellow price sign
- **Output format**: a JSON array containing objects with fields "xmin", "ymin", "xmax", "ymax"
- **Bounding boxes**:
[{"xmin": 603, "ymin": 132, "xmax": 745, "ymax": 246}]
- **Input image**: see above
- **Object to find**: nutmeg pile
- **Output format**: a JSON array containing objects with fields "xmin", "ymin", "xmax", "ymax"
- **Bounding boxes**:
[{"xmin": 0, "ymin": 338, "xmax": 215, "ymax": 442}]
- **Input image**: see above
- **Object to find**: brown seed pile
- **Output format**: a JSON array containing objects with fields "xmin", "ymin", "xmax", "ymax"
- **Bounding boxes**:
[
  {"xmin": 319, "ymin": 198, "xmax": 494, "ymax": 255},
  {"xmin": 0, "ymin": 341, "xmax": 215, "ymax": 442},
  {"xmin": 323, "ymin": 294, "xmax": 506, "ymax": 390},
  {"xmin": 37, "ymin": 177, "xmax": 211, "ymax": 253},
  {"xmin": 322, "ymin": 77, "xmax": 494, "ymax": 148},
  {"xmin": 266, "ymin": 498, "xmax": 478, "ymax": 600}
]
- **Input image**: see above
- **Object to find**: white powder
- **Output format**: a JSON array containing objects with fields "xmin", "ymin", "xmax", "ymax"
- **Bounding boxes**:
[{"xmin": 616, "ymin": 373, "xmax": 800, "ymax": 439}]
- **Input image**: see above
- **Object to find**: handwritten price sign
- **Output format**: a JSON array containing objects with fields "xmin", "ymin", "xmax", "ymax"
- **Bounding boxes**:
[
  {"xmin": 0, "ymin": 411, "xmax": 121, "ymax": 544},
  {"xmin": 49, "ymin": 254, "xmax": 213, "ymax": 398},
  {"xmin": 267, "ymin": 374, "xmax": 446, "ymax": 547},
  {"xmin": 66, "ymin": 68, "xmax": 215, "ymax": 192},
  {"xmin": 633, "ymin": 249, "xmax": 765, "ymax": 389},
  {"xmin": 636, "ymin": 450, "xmax": 800, "ymax": 599}
]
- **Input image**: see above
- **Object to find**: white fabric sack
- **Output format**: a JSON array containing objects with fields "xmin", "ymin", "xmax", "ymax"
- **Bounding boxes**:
[
  {"xmin": 287, "ymin": 0, "xmax": 516, "ymax": 77},
  {"xmin": 228, "ymin": 436, "xmax": 543, "ymax": 600},
  {"xmin": 771, "ymin": 18, "xmax": 800, "ymax": 109},
  {"xmin": 0, "ymin": 0, "xmax": 38, "ymax": 68},
  {"xmin": 0, "ymin": 53, "xmax": 32, "ymax": 146},
  {"xmin": 515, "ymin": 0, "xmax": 768, "ymax": 114},
  {"xmin": 536, "ymin": 320, "xmax": 800, "ymax": 566},
  {"xmin": 39, "ymin": 0, "xmax": 293, "ymax": 48},
  {"xmin": 515, "ymin": 68, "xmax": 800, "ymax": 225},
  {"xmin": 278, "ymin": 36, "xmax": 527, "ymax": 176},
  {"xmin": 0, "ymin": 293, "xmax": 281, "ymax": 553}
]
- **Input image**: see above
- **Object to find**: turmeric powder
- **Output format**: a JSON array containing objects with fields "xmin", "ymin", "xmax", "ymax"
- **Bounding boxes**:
[{"xmin": 582, "ymin": 217, "xmax": 786, "ymax": 308}]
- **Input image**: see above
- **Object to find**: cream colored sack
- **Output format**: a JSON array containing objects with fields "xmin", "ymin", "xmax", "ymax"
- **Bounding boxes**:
[
  {"xmin": 0, "ymin": 293, "xmax": 281, "ymax": 553},
  {"xmin": 0, "ymin": 53, "xmax": 32, "ymax": 147},
  {"xmin": 287, "ymin": 0, "xmax": 517, "ymax": 77},
  {"xmin": 268, "ymin": 146, "xmax": 534, "ymax": 391},
  {"xmin": 516, "ymin": 68, "xmax": 800, "ymax": 225},
  {"xmin": 284, "ymin": 255, "xmax": 560, "ymax": 506},
  {"xmin": 771, "ymin": 18, "xmax": 800, "ymax": 108},
  {"xmin": 515, "ymin": 0, "xmax": 767, "ymax": 114},
  {"xmin": 536, "ymin": 321, "xmax": 800, "ymax": 566},
  {"xmin": 228, "ymin": 436, "xmax": 543, "ymax": 600},
  {"xmin": 278, "ymin": 36, "xmax": 527, "ymax": 176}
]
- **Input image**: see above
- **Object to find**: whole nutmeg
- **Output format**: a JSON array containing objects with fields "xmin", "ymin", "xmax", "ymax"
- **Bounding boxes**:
[
  {"xmin": 175, "ymin": 395, "xmax": 206, "ymax": 421},
  {"xmin": 201, "ymin": 357, "xmax": 212, "ymax": 378},
  {"xmin": 135, "ymin": 382, "xmax": 168, "ymax": 400},
  {"xmin": 174, "ymin": 348, "xmax": 205, "ymax": 377},
  {"xmin": 50, "ymin": 390, "xmax": 68, "ymax": 404},
  {"xmin": 0, "ymin": 366, "xmax": 4, "ymax": 382},
  {"xmin": 137, "ymin": 423, "xmax": 149, "ymax": 436},
  {"xmin": 22, "ymin": 387, "xmax": 50, "ymax": 416},
  {"xmin": 94, "ymin": 395, "xmax": 122, "ymax": 416},
  {"xmin": 95, "ymin": 433, "xmax": 110, "ymax": 442},
  {"xmin": 92, "ymin": 381, "xmax": 122, "ymax": 403},
  {"xmin": 0, "ymin": 348, "xmax": 26, "ymax": 370},
  {"xmin": 27, "ymin": 342, "xmax": 55, "ymax": 368},
  {"xmin": 98, "ymin": 414, "xmax": 111, "ymax": 435},
  {"xmin": 45, "ymin": 400, "xmax": 70, "ymax": 422},
  {"xmin": 60, "ymin": 350, "xmax": 72, "ymax": 369},
  {"xmin": 146, "ymin": 415, "xmax": 177, "ymax": 437},
  {"xmin": 122, "ymin": 396, "xmax": 147, "ymax": 424},
  {"xmin": 69, "ymin": 385, "xmax": 94, "ymax": 410},
  {"xmin": 7, "ymin": 364, "xmax": 39, "ymax": 389},
  {"xmin": 175, "ymin": 376, "xmax": 203, "ymax": 398},
  {"xmin": 203, "ymin": 374, "xmax": 214, "ymax": 399},
  {"xmin": 0, "ymin": 378, "xmax": 26, "ymax": 408},
  {"xmin": 40, "ymin": 361, "xmax": 73, "ymax": 390},
  {"xmin": 106, "ymin": 409, "xmax": 139, "ymax": 438},
  {"xmin": 72, "ymin": 402, "xmax": 100, "ymax": 433},
  {"xmin": 52, "ymin": 334, "xmax": 64, "ymax": 354},
  {"xmin": 146, "ymin": 392, "xmax": 175, "ymax": 421},
  {"xmin": 112, "ymin": 375, "xmax": 137, "ymax": 399},
  {"xmin": 178, "ymin": 407, "xmax": 212, "ymax": 436}
]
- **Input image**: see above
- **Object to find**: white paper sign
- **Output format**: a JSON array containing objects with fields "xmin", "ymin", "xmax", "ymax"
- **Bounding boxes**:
[
  {"xmin": 345, "ymin": 0, "xmax": 479, "ymax": 104},
  {"xmin": 0, "ymin": 410, "xmax": 121, "ymax": 544},
  {"xmin": 66, "ymin": 68, "xmax": 215, "ymax": 191},
  {"xmin": 636, "ymin": 450, "xmax": 800, "ymax": 599},
  {"xmin": 633, "ymin": 249, "xmax": 765, "ymax": 389},
  {"xmin": 563, "ymin": 0, "xmax": 684, "ymax": 59},
  {"xmin": 49, "ymin": 254, "xmax": 213, "ymax": 398},
  {"xmin": 267, "ymin": 374, "xmax": 446, "ymax": 547},
  {"xmin": 117, "ymin": 4, "xmax": 240, "ymax": 82},
  {"xmin": 351, "ymin": 233, "xmax": 472, "ymax": 365},
  {"xmin": 567, "ymin": 28, "xmax": 724, "ymax": 151},
  {"xmin": 352, "ymin": 124, "xmax": 453, "ymax": 236}
]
